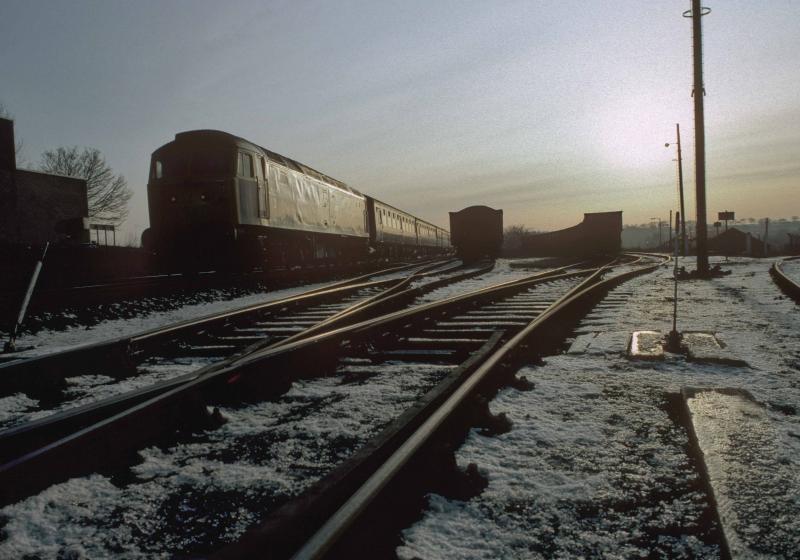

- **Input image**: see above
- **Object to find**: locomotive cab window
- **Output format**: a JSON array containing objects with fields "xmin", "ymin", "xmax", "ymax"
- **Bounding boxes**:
[
  {"xmin": 237, "ymin": 152, "xmax": 254, "ymax": 178},
  {"xmin": 152, "ymin": 153, "xmax": 187, "ymax": 180}
]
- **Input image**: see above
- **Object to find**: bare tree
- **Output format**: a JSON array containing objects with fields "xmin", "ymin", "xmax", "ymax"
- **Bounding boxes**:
[
  {"xmin": 503, "ymin": 224, "xmax": 528, "ymax": 253},
  {"xmin": 40, "ymin": 146, "xmax": 133, "ymax": 225},
  {"xmin": 0, "ymin": 102, "xmax": 26, "ymax": 166}
]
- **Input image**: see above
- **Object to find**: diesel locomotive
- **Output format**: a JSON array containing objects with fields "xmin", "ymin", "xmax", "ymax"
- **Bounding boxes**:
[{"xmin": 142, "ymin": 130, "xmax": 450, "ymax": 270}]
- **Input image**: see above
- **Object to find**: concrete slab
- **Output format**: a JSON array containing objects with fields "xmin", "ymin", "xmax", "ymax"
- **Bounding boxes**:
[
  {"xmin": 628, "ymin": 330, "xmax": 664, "ymax": 360},
  {"xmin": 681, "ymin": 387, "xmax": 799, "ymax": 559},
  {"xmin": 567, "ymin": 333, "xmax": 596, "ymax": 354},
  {"xmin": 682, "ymin": 332, "xmax": 748, "ymax": 366},
  {"xmin": 567, "ymin": 331, "xmax": 630, "ymax": 355}
]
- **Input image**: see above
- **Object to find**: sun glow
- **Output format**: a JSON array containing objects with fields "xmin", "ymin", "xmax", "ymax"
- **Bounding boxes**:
[{"xmin": 591, "ymin": 95, "xmax": 686, "ymax": 171}]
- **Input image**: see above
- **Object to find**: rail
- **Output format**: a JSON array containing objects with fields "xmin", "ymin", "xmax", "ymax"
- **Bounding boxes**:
[
  {"xmin": 285, "ymin": 256, "xmax": 666, "ymax": 560},
  {"xmin": 770, "ymin": 257, "xmax": 800, "ymax": 303},
  {"xmin": 0, "ymin": 260, "xmax": 597, "ymax": 507}
]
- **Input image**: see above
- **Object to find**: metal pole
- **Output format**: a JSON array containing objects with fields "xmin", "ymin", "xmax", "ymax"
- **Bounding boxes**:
[
  {"xmin": 673, "ymin": 218, "xmax": 679, "ymax": 332},
  {"xmin": 669, "ymin": 210, "xmax": 673, "ymax": 246},
  {"xmin": 667, "ymin": 212, "xmax": 681, "ymax": 350},
  {"xmin": 687, "ymin": 0, "xmax": 710, "ymax": 273},
  {"xmin": 4, "ymin": 242, "xmax": 49, "ymax": 353},
  {"xmin": 676, "ymin": 123, "xmax": 688, "ymax": 256}
]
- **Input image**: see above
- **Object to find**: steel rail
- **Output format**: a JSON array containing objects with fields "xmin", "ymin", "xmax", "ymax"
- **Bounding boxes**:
[
  {"xmin": 0, "ymin": 262, "xmax": 593, "ymax": 507},
  {"xmin": 0, "ymin": 258, "xmax": 447, "ymax": 321},
  {"xmin": 0, "ymin": 259, "xmax": 450, "ymax": 394},
  {"xmin": 260, "ymin": 259, "xmax": 496, "ymax": 349},
  {"xmin": 0, "ymin": 260, "xmax": 473, "ymax": 466},
  {"xmin": 0, "ymin": 259, "xmax": 536, "ymax": 467},
  {"xmin": 0, "ymin": 258, "xmax": 485, "ymax": 469},
  {"xmin": 288, "ymin": 256, "xmax": 666, "ymax": 560},
  {"xmin": 770, "ymin": 257, "xmax": 800, "ymax": 303}
]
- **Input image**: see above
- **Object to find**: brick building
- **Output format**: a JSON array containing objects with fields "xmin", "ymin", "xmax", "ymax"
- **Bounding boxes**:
[{"xmin": 0, "ymin": 118, "xmax": 89, "ymax": 245}]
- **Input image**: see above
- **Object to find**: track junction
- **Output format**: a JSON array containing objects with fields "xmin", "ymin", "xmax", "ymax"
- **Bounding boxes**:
[{"xmin": 1, "ymin": 254, "xmax": 798, "ymax": 559}]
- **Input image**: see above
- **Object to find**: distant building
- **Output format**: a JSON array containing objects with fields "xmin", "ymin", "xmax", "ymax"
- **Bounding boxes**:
[
  {"xmin": 708, "ymin": 227, "xmax": 768, "ymax": 256},
  {"xmin": 0, "ymin": 118, "xmax": 89, "ymax": 246},
  {"xmin": 787, "ymin": 233, "xmax": 800, "ymax": 254},
  {"xmin": 521, "ymin": 211, "xmax": 623, "ymax": 257}
]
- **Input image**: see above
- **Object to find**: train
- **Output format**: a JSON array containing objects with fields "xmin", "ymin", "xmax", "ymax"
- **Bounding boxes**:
[
  {"xmin": 142, "ymin": 130, "xmax": 450, "ymax": 270},
  {"xmin": 449, "ymin": 205, "xmax": 504, "ymax": 260}
]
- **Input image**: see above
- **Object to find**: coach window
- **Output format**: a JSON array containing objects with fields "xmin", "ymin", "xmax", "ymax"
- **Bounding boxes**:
[{"xmin": 154, "ymin": 160, "xmax": 163, "ymax": 179}]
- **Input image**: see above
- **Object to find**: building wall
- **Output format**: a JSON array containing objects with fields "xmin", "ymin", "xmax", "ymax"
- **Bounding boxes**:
[
  {"xmin": 0, "ymin": 117, "xmax": 89, "ymax": 246},
  {"xmin": 11, "ymin": 170, "xmax": 89, "ymax": 244}
]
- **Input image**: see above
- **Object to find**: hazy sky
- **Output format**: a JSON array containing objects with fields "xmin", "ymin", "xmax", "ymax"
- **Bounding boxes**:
[{"xmin": 2, "ymin": 0, "xmax": 798, "ymax": 242}]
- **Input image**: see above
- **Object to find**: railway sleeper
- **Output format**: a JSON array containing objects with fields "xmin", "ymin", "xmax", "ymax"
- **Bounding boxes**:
[
  {"xmin": 212, "ymin": 332, "xmax": 507, "ymax": 559},
  {"xmin": 318, "ymin": 407, "xmax": 497, "ymax": 559},
  {"xmin": 290, "ymin": 283, "xmax": 638, "ymax": 558},
  {"xmin": 403, "ymin": 337, "xmax": 487, "ymax": 350}
]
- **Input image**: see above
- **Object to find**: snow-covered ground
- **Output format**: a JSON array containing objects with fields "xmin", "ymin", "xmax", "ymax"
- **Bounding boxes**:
[
  {"xmin": 10, "ymin": 257, "xmax": 781, "ymax": 558},
  {"xmin": 415, "ymin": 259, "xmax": 561, "ymax": 304},
  {"xmin": 781, "ymin": 257, "xmax": 800, "ymax": 284},
  {"xmin": 399, "ymin": 257, "xmax": 800, "ymax": 558},
  {"xmin": 0, "ymin": 259, "xmax": 554, "ymax": 558},
  {"xmin": 6, "ymin": 262, "xmax": 451, "ymax": 359},
  {"xmin": 6, "ymin": 282, "xmax": 339, "ymax": 359},
  {"xmin": 0, "ymin": 261, "xmax": 469, "ymax": 430},
  {"xmin": 0, "ymin": 360, "xmax": 455, "ymax": 558}
]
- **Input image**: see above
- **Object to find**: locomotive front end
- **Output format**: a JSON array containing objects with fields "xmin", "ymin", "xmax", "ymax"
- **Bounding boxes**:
[{"xmin": 143, "ymin": 132, "xmax": 240, "ymax": 270}]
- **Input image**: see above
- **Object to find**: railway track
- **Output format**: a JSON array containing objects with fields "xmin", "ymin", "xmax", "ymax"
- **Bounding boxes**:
[
  {"xmin": 0, "ymin": 258, "xmax": 448, "ymax": 331},
  {"xmin": 0, "ymin": 254, "xmax": 660, "ymax": 558},
  {"xmin": 0, "ymin": 259, "xmax": 490, "ymax": 430},
  {"xmin": 770, "ymin": 256, "xmax": 800, "ymax": 303}
]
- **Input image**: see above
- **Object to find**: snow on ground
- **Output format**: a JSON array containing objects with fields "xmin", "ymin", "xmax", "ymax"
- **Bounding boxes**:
[
  {"xmin": 781, "ymin": 257, "xmax": 800, "ymax": 284},
  {"xmin": 399, "ymin": 257, "xmax": 800, "ymax": 559},
  {"xmin": 7, "ymin": 264, "xmax": 443, "ymax": 359},
  {"xmin": 0, "ymin": 356, "xmax": 215, "ymax": 430},
  {"xmin": 414, "ymin": 259, "xmax": 555, "ymax": 304},
  {"xmin": 7, "ymin": 281, "xmax": 339, "ymax": 358},
  {"xmin": 0, "ymin": 260, "xmax": 500, "ymax": 430},
  {"xmin": 0, "ymin": 361, "xmax": 455, "ymax": 558}
]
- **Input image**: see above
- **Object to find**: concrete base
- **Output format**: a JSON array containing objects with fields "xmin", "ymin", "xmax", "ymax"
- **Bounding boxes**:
[
  {"xmin": 570, "ymin": 330, "xmax": 748, "ymax": 366},
  {"xmin": 628, "ymin": 330, "xmax": 664, "ymax": 360},
  {"xmin": 568, "ymin": 332, "xmax": 630, "ymax": 355},
  {"xmin": 681, "ymin": 387, "xmax": 795, "ymax": 559},
  {"xmin": 682, "ymin": 331, "xmax": 748, "ymax": 366}
]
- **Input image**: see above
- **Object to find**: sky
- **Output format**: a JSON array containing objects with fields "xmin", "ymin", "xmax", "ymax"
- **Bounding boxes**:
[{"xmin": 1, "ymin": 0, "xmax": 798, "ymax": 243}]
